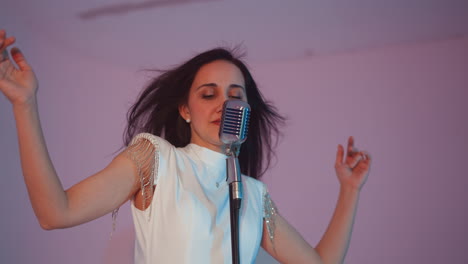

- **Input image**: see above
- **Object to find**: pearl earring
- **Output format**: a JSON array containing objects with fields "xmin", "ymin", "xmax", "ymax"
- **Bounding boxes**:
[{"xmin": 186, "ymin": 118, "xmax": 191, "ymax": 123}]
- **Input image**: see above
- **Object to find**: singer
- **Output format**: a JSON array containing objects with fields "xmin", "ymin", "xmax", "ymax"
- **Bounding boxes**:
[{"xmin": 0, "ymin": 29, "xmax": 371, "ymax": 264}]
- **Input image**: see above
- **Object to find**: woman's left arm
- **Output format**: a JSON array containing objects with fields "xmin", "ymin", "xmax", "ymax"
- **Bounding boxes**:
[{"xmin": 262, "ymin": 136, "xmax": 371, "ymax": 264}]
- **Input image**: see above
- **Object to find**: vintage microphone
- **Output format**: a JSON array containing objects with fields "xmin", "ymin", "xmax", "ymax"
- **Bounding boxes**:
[{"xmin": 219, "ymin": 99, "xmax": 250, "ymax": 264}]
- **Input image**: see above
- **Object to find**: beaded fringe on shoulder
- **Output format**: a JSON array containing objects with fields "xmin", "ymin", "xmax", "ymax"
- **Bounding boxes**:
[
  {"xmin": 263, "ymin": 188, "xmax": 278, "ymax": 249},
  {"xmin": 110, "ymin": 133, "xmax": 160, "ymax": 238}
]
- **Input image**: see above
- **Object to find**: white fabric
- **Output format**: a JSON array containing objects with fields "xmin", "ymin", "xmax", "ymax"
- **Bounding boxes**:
[{"xmin": 130, "ymin": 133, "xmax": 267, "ymax": 264}]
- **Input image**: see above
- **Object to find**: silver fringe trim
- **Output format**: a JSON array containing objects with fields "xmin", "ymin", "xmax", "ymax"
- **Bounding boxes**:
[
  {"xmin": 111, "ymin": 133, "xmax": 160, "ymax": 237},
  {"xmin": 263, "ymin": 188, "xmax": 278, "ymax": 249}
]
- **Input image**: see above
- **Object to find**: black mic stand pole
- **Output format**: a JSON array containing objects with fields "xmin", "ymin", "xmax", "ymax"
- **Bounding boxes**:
[{"xmin": 226, "ymin": 144, "xmax": 242, "ymax": 264}]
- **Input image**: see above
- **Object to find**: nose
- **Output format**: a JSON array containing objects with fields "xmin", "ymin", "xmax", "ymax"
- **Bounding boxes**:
[
  {"xmin": 216, "ymin": 99, "xmax": 224, "ymax": 113},
  {"xmin": 217, "ymin": 93, "xmax": 231, "ymax": 113}
]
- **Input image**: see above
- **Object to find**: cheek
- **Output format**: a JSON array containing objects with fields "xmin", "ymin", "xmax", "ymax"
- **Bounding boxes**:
[
  {"xmin": 189, "ymin": 102, "xmax": 209, "ymax": 121},
  {"xmin": 187, "ymin": 95, "xmax": 224, "ymax": 124}
]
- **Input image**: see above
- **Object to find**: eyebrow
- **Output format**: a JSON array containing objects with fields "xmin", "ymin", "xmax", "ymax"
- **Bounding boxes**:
[{"xmin": 196, "ymin": 83, "xmax": 245, "ymax": 91}]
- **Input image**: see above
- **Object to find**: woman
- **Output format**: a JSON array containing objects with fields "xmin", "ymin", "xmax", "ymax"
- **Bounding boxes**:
[{"xmin": 0, "ymin": 29, "xmax": 371, "ymax": 264}]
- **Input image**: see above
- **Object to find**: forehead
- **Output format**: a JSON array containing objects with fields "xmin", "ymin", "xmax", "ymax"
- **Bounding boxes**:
[{"xmin": 192, "ymin": 60, "xmax": 245, "ymax": 87}]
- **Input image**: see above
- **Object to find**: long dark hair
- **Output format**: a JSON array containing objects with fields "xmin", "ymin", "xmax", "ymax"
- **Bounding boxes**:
[{"xmin": 124, "ymin": 48, "xmax": 285, "ymax": 179}]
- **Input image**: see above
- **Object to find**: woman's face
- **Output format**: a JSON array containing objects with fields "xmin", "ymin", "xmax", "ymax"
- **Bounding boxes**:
[{"xmin": 179, "ymin": 60, "xmax": 247, "ymax": 152}]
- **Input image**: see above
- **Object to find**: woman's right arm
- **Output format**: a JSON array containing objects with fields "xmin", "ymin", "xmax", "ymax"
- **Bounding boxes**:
[{"xmin": 0, "ymin": 30, "xmax": 140, "ymax": 230}]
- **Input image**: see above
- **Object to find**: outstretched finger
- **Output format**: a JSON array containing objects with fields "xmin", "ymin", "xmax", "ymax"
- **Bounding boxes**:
[
  {"xmin": 4, "ymin": 36, "xmax": 16, "ymax": 49},
  {"xmin": 335, "ymin": 144, "xmax": 344, "ymax": 166},
  {"xmin": 346, "ymin": 136, "xmax": 355, "ymax": 156},
  {"xmin": 1, "ymin": 36, "xmax": 15, "ymax": 50},
  {"xmin": 1, "ymin": 36, "xmax": 16, "ymax": 63},
  {"xmin": 10, "ymin": 47, "xmax": 31, "ymax": 71}
]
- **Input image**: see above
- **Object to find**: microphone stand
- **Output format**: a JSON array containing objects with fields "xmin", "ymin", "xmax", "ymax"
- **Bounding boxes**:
[
  {"xmin": 219, "ymin": 99, "xmax": 250, "ymax": 264},
  {"xmin": 225, "ymin": 144, "xmax": 242, "ymax": 264}
]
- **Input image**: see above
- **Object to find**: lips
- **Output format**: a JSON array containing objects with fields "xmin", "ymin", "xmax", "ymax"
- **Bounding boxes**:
[{"xmin": 212, "ymin": 119, "xmax": 221, "ymax": 125}]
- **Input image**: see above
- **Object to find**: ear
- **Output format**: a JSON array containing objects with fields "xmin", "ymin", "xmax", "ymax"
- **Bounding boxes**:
[{"xmin": 178, "ymin": 104, "xmax": 190, "ymax": 121}]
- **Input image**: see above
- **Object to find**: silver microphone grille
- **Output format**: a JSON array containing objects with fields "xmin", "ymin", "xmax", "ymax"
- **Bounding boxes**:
[{"xmin": 219, "ymin": 100, "xmax": 250, "ymax": 145}]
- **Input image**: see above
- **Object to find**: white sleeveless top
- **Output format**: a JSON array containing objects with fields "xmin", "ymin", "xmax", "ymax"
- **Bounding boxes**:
[{"xmin": 126, "ymin": 133, "xmax": 275, "ymax": 264}]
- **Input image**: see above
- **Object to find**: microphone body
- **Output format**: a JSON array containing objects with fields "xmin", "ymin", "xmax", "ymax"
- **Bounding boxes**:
[{"xmin": 219, "ymin": 99, "xmax": 250, "ymax": 201}]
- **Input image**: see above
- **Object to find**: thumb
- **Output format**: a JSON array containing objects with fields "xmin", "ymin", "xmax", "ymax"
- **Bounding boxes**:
[
  {"xmin": 348, "ymin": 152, "xmax": 364, "ymax": 168},
  {"xmin": 10, "ymin": 47, "xmax": 31, "ymax": 71}
]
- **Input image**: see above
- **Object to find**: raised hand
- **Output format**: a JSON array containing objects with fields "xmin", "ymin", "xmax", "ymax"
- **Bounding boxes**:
[
  {"xmin": 0, "ymin": 29, "xmax": 38, "ymax": 106},
  {"xmin": 335, "ymin": 136, "xmax": 371, "ymax": 191}
]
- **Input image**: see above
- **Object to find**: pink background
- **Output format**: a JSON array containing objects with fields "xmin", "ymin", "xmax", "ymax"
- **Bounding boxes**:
[{"xmin": 1, "ymin": 2, "xmax": 467, "ymax": 263}]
